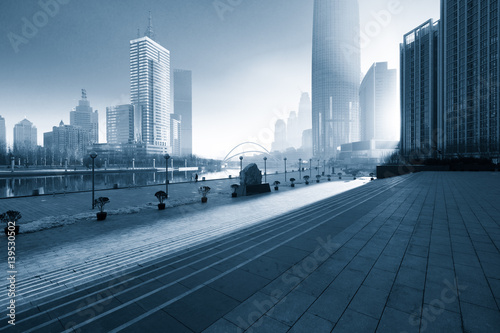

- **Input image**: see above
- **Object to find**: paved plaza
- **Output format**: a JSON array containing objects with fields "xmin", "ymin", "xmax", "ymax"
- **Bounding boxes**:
[{"xmin": 1, "ymin": 172, "xmax": 500, "ymax": 332}]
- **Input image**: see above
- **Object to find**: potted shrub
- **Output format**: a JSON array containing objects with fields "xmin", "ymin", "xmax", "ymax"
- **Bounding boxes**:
[
  {"xmin": 370, "ymin": 173, "xmax": 375, "ymax": 181},
  {"xmin": 316, "ymin": 175, "xmax": 321, "ymax": 183},
  {"xmin": 290, "ymin": 178, "xmax": 296, "ymax": 187},
  {"xmin": 327, "ymin": 174, "xmax": 331, "ymax": 181},
  {"xmin": 338, "ymin": 173, "xmax": 342, "ymax": 179},
  {"xmin": 303, "ymin": 175, "xmax": 310, "ymax": 185},
  {"xmin": 273, "ymin": 181, "xmax": 280, "ymax": 191},
  {"xmin": 199, "ymin": 186, "xmax": 211, "ymax": 203},
  {"xmin": 94, "ymin": 197, "xmax": 110, "ymax": 220},
  {"xmin": 155, "ymin": 191, "xmax": 167, "ymax": 210},
  {"xmin": 1, "ymin": 211, "xmax": 21, "ymax": 235},
  {"xmin": 352, "ymin": 171, "xmax": 357, "ymax": 180},
  {"xmin": 231, "ymin": 184, "xmax": 239, "ymax": 197}
]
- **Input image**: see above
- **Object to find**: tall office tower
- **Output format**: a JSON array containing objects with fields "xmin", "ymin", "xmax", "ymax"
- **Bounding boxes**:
[
  {"xmin": 360, "ymin": 62, "xmax": 398, "ymax": 141},
  {"xmin": 312, "ymin": 0, "xmax": 361, "ymax": 158},
  {"xmin": 70, "ymin": 89, "xmax": 99, "ymax": 144},
  {"xmin": 272, "ymin": 119, "xmax": 287, "ymax": 152},
  {"xmin": 441, "ymin": 0, "xmax": 500, "ymax": 157},
  {"xmin": 287, "ymin": 111, "xmax": 301, "ymax": 148},
  {"xmin": 0, "ymin": 115, "xmax": 6, "ymax": 153},
  {"xmin": 298, "ymin": 92, "xmax": 312, "ymax": 134},
  {"xmin": 13, "ymin": 118, "xmax": 37, "ymax": 152},
  {"xmin": 43, "ymin": 121, "xmax": 91, "ymax": 158},
  {"xmin": 130, "ymin": 14, "xmax": 171, "ymax": 154},
  {"xmin": 174, "ymin": 69, "xmax": 192, "ymax": 156},
  {"xmin": 106, "ymin": 104, "xmax": 135, "ymax": 144},
  {"xmin": 400, "ymin": 20, "xmax": 440, "ymax": 158}
]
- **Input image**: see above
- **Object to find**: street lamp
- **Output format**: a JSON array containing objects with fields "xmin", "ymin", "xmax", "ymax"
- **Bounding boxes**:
[
  {"xmin": 89, "ymin": 151, "xmax": 97, "ymax": 209},
  {"xmin": 263, "ymin": 157, "xmax": 267, "ymax": 183},
  {"xmin": 323, "ymin": 160, "xmax": 326, "ymax": 176},
  {"xmin": 317, "ymin": 159, "xmax": 320, "ymax": 177},
  {"xmin": 298, "ymin": 158, "xmax": 302, "ymax": 181},
  {"xmin": 239, "ymin": 156, "xmax": 243, "ymax": 172},
  {"xmin": 309, "ymin": 158, "xmax": 312, "ymax": 178},
  {"xmin": 284, "ymin": 157, "xmax": 287, "ymax": 183},
  {"xmin": 164, "ymin": 153, "xmax": 170, "ymax": 199}
]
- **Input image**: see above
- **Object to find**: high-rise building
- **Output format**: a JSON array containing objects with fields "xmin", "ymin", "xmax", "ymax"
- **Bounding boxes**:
[
  {"xmin": 312, "ymin": 0, "xmax": 361, "ymax": 158},
  {"xmin": 174, "ymin": 69, "xmax": 192, "ymax": 156},
  {"xmin": 130, "ymin": 14, "xmax": 171, "ymax": 154},
  {"xmin": 400, "ymin": 20, "xmax": 440, "ymax": 158},
  {"xmin": 13, "ymin": 118, "xmax": 37, "ymax": 152},
  {"xmin": 0, "ymin": 115, "xmax": 6, "ymax": 154},
  {"xmin": 287, "ymin": 111, "xmax": 301, "ymax": 149},
  {"xmin": 43, "ymin": 121, "xmax": 91, "ymax": 159},
  {"xmin": 360, "ymin": 62, "xmax": 398, "ymax": 141},
  {"xmin": 272, "ymin": 119, "xmax": 287, "ymax": 152},
  {"xmin": 298, "ymin": 92, "xmax": 312, "ymax": 134},
  {"xmin": 441, "ymin": 0, "xmax": 500, "ymax": 157},
  {"xmin": 70, "ymin": 89, "xmax": 99, "ymax": 144},
  {"xmin": 106, "ymin": 104, "xmax": 135, "ymax": 144}
]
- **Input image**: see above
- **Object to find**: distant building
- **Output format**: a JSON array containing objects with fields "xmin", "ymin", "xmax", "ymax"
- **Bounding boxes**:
[
  {"xmin": 400, "ymin": 20, "xmax": 440, "ymax": 158},
  {"xmin": 339, "ymin": 140, "xmax": 399, "ymax": 165},
  {"xmin": 174, "ymin": 69, "xmax": 192, "ymax": 156},
  {"xmin": 13, "ymin": 118, "xmax": 37, "ymax": 152},
  {"xmin": 360, "ymin": 62, "xmax": 398, "ymax": 141},
  {"xmin": 170, "ymin": 113, "xmax": 182, "ymax": 156},
  {"xmin": 301, "ymin": 129, "xmax": 313, "ymax": 157},
  {"xmin": 43, "ymin": 121, "xmax": 91, "ymax": 159},
  {"xmin": 441, "ymin": 0, "xmax": 500, "ymax": 157},
  {"xmin": 130, "ymin": 14, "xmax": 172, "ymax": 154},
  {"xmin": 312, "ymin": 0, "xmax": 361, "ymax": 157},
  {"xmin": 287, "ymin": 111, "xmax": 301, "ymax": 149},
  {"xmin": 272, "ymin": 119, "xmax": 287, "ymax": 152},
  {"xmin": 106, "ymin": 104, "xmax": 135, "ymax": 144},
  {"xmin": 70, "ymin": 89, "xmax": 99, "ymax": 144},
  {"xmin": 0, "ymin": 115, "xmax": 6, "ymax": 154},
  {"xmin": 298, "ymin": 92, "xmax": 312, "ymax": 135}
]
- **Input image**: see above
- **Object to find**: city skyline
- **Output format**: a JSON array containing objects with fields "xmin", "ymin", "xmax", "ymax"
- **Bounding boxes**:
[{"xmin": 0, "ymin": 0, "xmax": 440, "ymax": 159}]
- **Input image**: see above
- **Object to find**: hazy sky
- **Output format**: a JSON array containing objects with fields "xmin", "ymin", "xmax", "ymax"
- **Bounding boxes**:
[{"xmin": 0, "ymin": 0, "xmax": 440, "ymax": 159}]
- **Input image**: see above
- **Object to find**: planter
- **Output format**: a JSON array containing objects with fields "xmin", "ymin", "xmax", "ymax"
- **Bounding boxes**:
[
  {"xmin": 232, "ymin": 193, "xmax": 237, "ymax": 198},
  {"xmin": 4, "ymin": 226, "xmax": 20, "ymax": 235},
  {"xmin": 274, "ymin": 186, "xmax": 279, "ymax": 191},
  {"xmin": 201, "ymin": 197, "xmax": 208, "ymax": 203},
  {"xmin": 96, "ymin": 212, "xmax": 107, "ymax": 221},
  {"xmin": 291, "ymin": 184, "xmax": 295, "ymax": 187},
  {"xmin": 316, "ymin": 180, "xmax": 320, "ymax": 183},
  {"xmin": 327, "ymin": 178, "xmax": 331, "ymax": 181},
  {"xmin": 305, "ymin": 182, "xmax": 309, "ymax": 185},
  {"xmin": 158, "ymin": 203, "xmax": 166, "ymax": 210}
]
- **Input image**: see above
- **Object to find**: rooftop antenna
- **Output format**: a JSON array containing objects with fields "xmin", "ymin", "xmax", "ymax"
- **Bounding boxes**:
[
  {"xmin": 81, "ymin": 89, "xmax": 87, "ymax": 100},
  {"xmin": 145, "ymin": 11, "xmax": 155, "ymax": 40}
]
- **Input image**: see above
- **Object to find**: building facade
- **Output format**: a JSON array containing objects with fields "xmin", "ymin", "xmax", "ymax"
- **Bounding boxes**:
[
  {"xmin": 43, "ymin": 121, "xmax": 91, "ymax": 160},
  {"xmin": 272, "ymin": 119, "xmax": 287, "ymax": 153},
  {"xmin": 360, "ymin": 62, "xmax": 398, "ymax": 141},
  {"xmin": 312, "ymin": 0, "xmax": 361, "ymax": 158},
  {"xmin": 174, "ymin": 69, "xmax": 192, "ymax": 156},
  {"xmin": 70, "ymin": 89, "xmax": 99, "ymax": 144},
  {"xmin": 130, "ymin": 28, "xmax": 171, "ymax": 152},
  {"xmin": 441, "ymin": 0, "xmax": 500, "ymax": 157},
  {"xmin": 13, "ymin": 118, "xmax": 37, "ymax": 152},
  {"xmin": 0, "ymin": 115, "xmax": 6, "ymax": 154},
  {"xmin": 106, "ymin": 104, "xmax": 135, "ymax": 144},
  {"xmin": 400, "ymin": 20, "xmax": 440, "ymax": 158}
]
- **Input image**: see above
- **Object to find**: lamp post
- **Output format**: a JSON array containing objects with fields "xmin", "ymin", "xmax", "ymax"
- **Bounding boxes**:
[
  {"xmin": 323, "ymin": 160, "xmax": 326, "ymax": 176},
  {"xmin": 263, "ymin": 157, "xmax": 267, "ymax": 183},
  {"xmin": 164, "ymin": 153, "xmax": 170, "ymax": 198},
  {"xmin": 284, "ymin": 157, "xmax": 287, "ymax": 183},
  {"xmin": 317, "ymin": 159, "xmax": 320, "ymax": 177},
  {"xmin": 309, "ymin": 158, "xmax": 312, "ymax": 178},
  {"xmin": 239, "ymin": 156, "xmax": 243, "ymax": 172},
  {"xmin": 89, "ymin": 151, "xmax": 97, "ymax": 209},
  {"xmin": 298, "ymin": 158, "xmax": 302, "ymax": 181}
]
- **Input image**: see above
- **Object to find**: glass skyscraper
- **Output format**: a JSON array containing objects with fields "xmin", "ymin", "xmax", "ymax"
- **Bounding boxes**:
[
  {"xmin": 174, "ymin": 69, "xmax": 192, "ymax": 156},
  {"xmin": 130, "ymin": 24, "xmax": 171, "ymax": 152},
  {"xmin": 441, "ymin": 0, "xmax": 500, "ymax": 157},
  {"xmin": 312, "ymin": 0, "xmax": 361, "ymax": 158}
]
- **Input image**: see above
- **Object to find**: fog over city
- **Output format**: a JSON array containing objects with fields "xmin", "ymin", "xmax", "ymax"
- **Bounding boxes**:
[{"xmin": 0, "ymin": 0, "xmax": 439, "ymax": 159}]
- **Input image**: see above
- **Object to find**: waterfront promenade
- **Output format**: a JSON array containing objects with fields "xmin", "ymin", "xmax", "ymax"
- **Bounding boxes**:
[{"xmin": 1, "ymin": 172, "xmax": 499, "ymax": 332}]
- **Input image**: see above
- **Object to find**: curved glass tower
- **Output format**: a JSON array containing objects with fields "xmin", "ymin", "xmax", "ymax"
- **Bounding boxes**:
[{"xmin": 312, "ymin": 0, "xmax": 360, "ymax": 158}]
